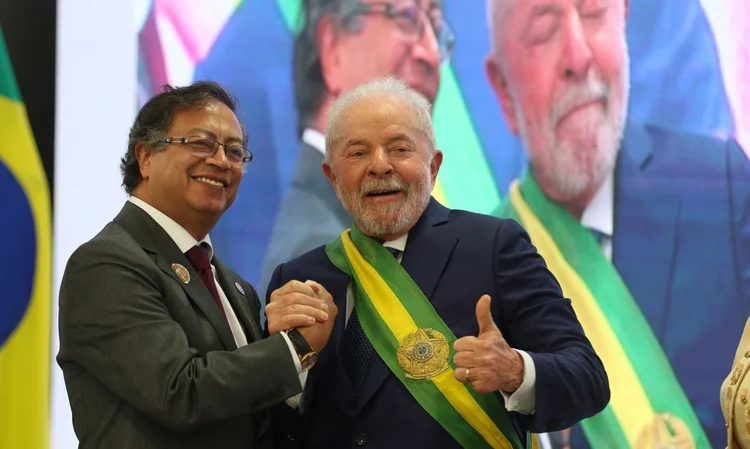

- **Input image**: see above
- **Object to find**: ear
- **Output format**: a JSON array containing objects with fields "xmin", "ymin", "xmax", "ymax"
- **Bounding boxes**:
[
  {"xmin": 485, "ymin": 55, "xmax": 520, "ymax": 135},
  {"xmin": 429, "ymin": 150, "xmax": 443, "ymax": 186},
  {"xmin": 317, "ymin": 14, "xmax": 343, "ymax": 95},
  {"xmin": 321, "ymin": 159, "xmax": 339, "ymax": 194},
  {"xmin": 135, "ymin": 142, "xmax": 153, "ymax": 180}
]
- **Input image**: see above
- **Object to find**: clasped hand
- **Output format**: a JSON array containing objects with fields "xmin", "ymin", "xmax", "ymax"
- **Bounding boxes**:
[
  {"xmin": 266, "ymin": 280, "xmax": 338, "ymax": 352},
  {"xmin": 452, "ymin": 295, "xmax": 524, "ymax": 394}
]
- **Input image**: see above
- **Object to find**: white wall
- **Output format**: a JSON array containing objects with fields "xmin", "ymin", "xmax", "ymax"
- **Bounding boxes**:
[{"xmin": 53, "ymin": 0, "xmax": 138, "ymax": 446}]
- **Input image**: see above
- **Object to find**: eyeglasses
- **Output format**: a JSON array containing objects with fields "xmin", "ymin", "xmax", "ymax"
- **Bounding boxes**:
[
  {"xmin": 162, "ymin": 136, "xmax": 253, "ymax": 166},
  {"xmin": 344, "ymin": 1, "xmax": 456, "ymax": 64}
]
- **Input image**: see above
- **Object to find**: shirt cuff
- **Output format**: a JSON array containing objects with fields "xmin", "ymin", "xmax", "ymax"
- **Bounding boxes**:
[
  {"xmin": 280, "ymin": 331, "xmax": 302, "ymax": 375},
  {"xmin": 280, "ymin": 331, "xmax": 308, "ymax": 410},
  {"xmin": 499, "ymin": 349, "xmax": 536, "ymax": 415}
]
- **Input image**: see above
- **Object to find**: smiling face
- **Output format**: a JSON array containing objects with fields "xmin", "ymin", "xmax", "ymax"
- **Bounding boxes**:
[
  {"xmin": 322, "ymin": 94, "xmax": 442, "ymax": 241},
  {"xmin": 319, "ymin": 0, "xmax": 443, "ymax": 105},
  {"xmin": 134, "ymin": 101, "xmax": 245, "ymax": 237},
  {"xmin": 486, "ymin": 0, "xmax": 629, "ymax": 209}
]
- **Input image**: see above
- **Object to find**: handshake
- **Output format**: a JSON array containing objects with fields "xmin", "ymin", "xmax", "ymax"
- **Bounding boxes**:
[{"xmin": 265, "ymin": 279, "xmax": 339, "ymax": 356}]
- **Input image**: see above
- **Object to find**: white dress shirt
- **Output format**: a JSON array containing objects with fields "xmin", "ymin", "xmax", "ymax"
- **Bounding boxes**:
[
  {"xmin": 127, "ymin": 196, "xmax": 301, "ymax": 370},
  {"xmin": 302, "ymin": 128, "xmax": 326, "ymax": 156},
  {"xmin": 580, "ymin": 168, "xmax": 615, "ymax": 261}
]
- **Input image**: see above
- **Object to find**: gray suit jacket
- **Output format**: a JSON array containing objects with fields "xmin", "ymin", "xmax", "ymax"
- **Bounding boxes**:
[
  {"xmin": 259, "ymin": 142, "xmax": 351, "ymax": 301},
  {"xmin": 57, "ymin": 202, "xmax": 303, "ymax": 449}
]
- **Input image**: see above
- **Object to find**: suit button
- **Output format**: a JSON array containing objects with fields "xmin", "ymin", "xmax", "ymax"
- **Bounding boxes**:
[
  {"xmin": 745, "ymin": 351, "xmax": 750, "ymax": 358},
  {"xmin": 285, "ymin": 434, "xmax": 295, "ymax": 441},
  {"xmin": 355, "ymin": 433, "xmax": 367, "ymax": 446}
]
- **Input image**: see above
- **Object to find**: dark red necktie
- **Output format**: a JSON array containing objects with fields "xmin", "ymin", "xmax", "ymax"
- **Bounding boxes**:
[{"xmin": 184, "ymin": 244, "xmax": 227, "ymax": 319}]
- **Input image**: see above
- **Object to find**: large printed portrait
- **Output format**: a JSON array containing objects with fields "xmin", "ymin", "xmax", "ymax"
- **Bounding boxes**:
[{"xmin": 137, "ymin": 0, "xmax": 750, "ymax": 447}]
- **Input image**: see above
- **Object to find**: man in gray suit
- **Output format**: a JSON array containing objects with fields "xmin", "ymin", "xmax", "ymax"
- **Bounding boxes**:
[
  {"xmin": 57, "ymin": 81, "xmax": 338, "ymax": 449},
  {"xmin": 259, "ymin": 0, "xmax": 455, "ymax": 301}
]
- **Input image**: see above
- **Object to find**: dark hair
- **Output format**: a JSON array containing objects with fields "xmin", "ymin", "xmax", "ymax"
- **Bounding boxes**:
[
  {"xmin": 120, "ymin": 81, "xmax": 247, "ymax": 194},
  {"xmin": 292, "ymin": 0, "xmax": 443, "ymax": 136},
  {"xmin": 293, "ymin": 0, "xmax": 358, "ymax": 137}
]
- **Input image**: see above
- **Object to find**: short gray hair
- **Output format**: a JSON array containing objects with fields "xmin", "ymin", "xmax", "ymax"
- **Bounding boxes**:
[{"xmin": 324, "ymin": 76, "xmax": 436, "ymax": 161}]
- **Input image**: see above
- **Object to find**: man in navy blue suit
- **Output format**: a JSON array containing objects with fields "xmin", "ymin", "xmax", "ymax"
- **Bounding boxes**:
[
  {"xmin": 265, "ymin": 77, "xmax": 609, "ymax": 449},
  {"xmin": 484, "ymin": 0, "xmax": 750, "ymax": 447},
  {"xmin": 258, "ymin": 0, "xmax": 456, "ymax": 304}
]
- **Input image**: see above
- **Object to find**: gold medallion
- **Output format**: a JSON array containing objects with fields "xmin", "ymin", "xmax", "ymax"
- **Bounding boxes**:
[
  {"xmin": 397, "ymin": 328, "xmax": 450, "ymax": 380},
  {"xmin": 636, "ymin": 413, "xmax": 694, "ymax": 449},
  {"xmin": 171, "ymin": 263, "xmax": 190, "ymax": 284}
]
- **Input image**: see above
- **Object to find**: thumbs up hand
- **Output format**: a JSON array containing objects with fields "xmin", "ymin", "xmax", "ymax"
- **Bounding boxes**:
[{"xmin": 452, "ymin": 295, "xmax": 525, "ymax": 394}]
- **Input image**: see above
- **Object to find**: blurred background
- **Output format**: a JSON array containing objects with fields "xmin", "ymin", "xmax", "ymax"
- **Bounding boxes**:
[{"xmin": 1, "ymin": 0, "xmax": 749, "ymax": 447}]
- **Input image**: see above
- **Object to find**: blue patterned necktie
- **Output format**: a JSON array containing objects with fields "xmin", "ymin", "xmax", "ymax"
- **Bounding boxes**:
[
  {"xmin": 342, "ymin": 246, "xmax": 401, "ymax": 395},
  {"xmin": 588, "ymin": 228, "xmax": 606, "ymax": 246}
]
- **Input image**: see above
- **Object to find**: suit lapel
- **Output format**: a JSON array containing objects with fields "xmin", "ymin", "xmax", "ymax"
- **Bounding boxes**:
[
  {"xmin": 356, "ymin": 198, "xmax": 456, "ymax": 413},
  {"xmin": 613, "ymin": 124, "xmax": 680, "ymax": 341},
  {"xmin": 113, "ymin": 202, "xmax": 238, "ymax": 350},
  {"xmin": 214, "ymin": 260, "xmax": 263, "ymax": 343}
]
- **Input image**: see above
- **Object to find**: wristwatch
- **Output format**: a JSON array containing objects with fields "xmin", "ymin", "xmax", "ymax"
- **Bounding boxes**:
[{"xmin": 287, "ymin": 328, "xmax": 318, "ymax": 371}]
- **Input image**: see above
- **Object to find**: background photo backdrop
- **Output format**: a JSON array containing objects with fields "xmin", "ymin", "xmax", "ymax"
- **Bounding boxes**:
[{"xmin": 48, "ymin": 0, "xmax": 750, "ymax": 448}]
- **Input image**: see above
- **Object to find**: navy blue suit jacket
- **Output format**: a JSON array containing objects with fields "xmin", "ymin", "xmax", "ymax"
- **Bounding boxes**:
[
  {"xmin": 267, "ymin": 198, "xmax": 609, "ymax": 448},
  {"xmin": 560, "ymin": 122, "xmax": 750, "ymax": 448}
]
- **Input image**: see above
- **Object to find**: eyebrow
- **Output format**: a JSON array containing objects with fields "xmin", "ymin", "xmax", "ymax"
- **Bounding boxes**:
[
  {"xmin": 344, "ymin": 138, "xmax": 371, "ymax": 148},
  {"xmin": 521, "ymin": 2, "xmax": 563, "ymax": 39},
  {"xmin": 386, "ymin": 133, "xmax": 416, "ymax": 146},
  {"xmin": 186, "ymin": 127, "xmax": 244, "ymax": 145},
  {"xmin": 529, "ymin": 2, "xmax": 563, "ymax": 19}
]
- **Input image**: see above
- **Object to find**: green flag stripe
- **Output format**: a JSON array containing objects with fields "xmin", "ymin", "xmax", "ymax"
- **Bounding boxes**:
[
  {"xmin": 349, "ymin": 226, "xmax": 521, "ymax": 446},
  {"xmin": 337, "ymin": 227, "xmax": 524, "ymax": 448},
  {"xmin": 499, "ymin": 201, "xmax": 633, "ymax": 449},
  {"xmin": 351, "ymin": 266, "xmax": 495, "ymax": 448},
  {"xmin": 432, "ymin": 69, "xmax": 500, "ymax": 214},
  {"xmin": 326, "ymin": 236, "xmax": 514, "ymax": 448},
  {"xmin": 275, "ymin": 0, "xmax": 301, "ymax": 33},
  {"xmin": 0, "ymin": 26, "xmax": 22, "ymax": 102},
  {"xmin": 511, "ymin": 172, "xmax": 709, "ymax": 447}
]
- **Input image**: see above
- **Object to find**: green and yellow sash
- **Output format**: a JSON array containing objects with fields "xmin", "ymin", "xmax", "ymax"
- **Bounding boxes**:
[
  {"xmin": 325, "ymin": 226, "xmax": 538, "ymax": 449},
  {"xmin": 497, "ymin": 171, "xmax": 709, "ymax": 448}
]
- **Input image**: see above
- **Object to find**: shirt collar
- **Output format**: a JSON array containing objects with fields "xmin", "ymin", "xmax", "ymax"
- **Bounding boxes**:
[
  {"xmin": 302, "ymin": 128, "xmax": 326, "ymax": 157},
  {"xmin": 580, "ymin": 167, "xmax": 614, "ymax": 237},
  {"xmin": 128, "ymin": 196, "xmax": 214, "ymax": 260},
  {"xmin": 383, "ymin": 232, "xmax": 409, "ymax": 253}
]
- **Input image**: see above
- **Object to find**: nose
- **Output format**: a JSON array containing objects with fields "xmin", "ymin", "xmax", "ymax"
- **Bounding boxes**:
[
  {"xmin": 411, "ymin": 19, "xmax": 441, "ymax": 68},
  {"xmin": 560, "ymin": 12, "xmax": 593, "ymax": 81},
  {"xmin": 205, "ymin": 145, "xmax": 232, "ymax": 170},
  {"xmin": 368, "ymin": 148, "xmax": 394, "ymax": 177}
]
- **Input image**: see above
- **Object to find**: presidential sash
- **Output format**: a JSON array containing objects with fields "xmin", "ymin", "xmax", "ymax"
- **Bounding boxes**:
[
  {"xmin": 325, "ymin": 226, "xmax": 539, "ymax": 449},
  {"xmin": 497, "ymin": 171, "xmax": 708, "ymax": 448}
]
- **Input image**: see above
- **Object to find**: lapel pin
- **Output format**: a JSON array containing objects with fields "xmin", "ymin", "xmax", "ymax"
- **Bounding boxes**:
[
  {"xmin": 235, "ymin": 282, "xmax": 245, "ymax": 295},
  {"xmin": 171, "ymin": 263, "xmax": 190, "ymax": 284}
]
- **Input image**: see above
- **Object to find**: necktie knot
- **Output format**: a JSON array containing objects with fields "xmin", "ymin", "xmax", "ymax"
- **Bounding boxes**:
[
  {"xmin": 185, "ymin": 244, "xmax": 211, "ymax": 271},
  {"xmin": 183, "ymin": 244, "xmax": 226, "ymax": 319},
  {"xmin": 588, "ymin": 228, "xmax": 606, "ymax": 245}
]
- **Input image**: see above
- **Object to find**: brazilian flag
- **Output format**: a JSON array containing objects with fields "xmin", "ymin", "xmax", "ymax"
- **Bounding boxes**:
[{"xmin": 0, "ymin": 25, "xmax": 51, "ymax": 449}]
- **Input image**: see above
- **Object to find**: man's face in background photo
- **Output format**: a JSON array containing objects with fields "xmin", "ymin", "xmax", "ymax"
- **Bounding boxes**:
[
  {"xmin": 486, "ymin": 0, "xmax": 630, "ymax": 209},
  {"xmin": 317, "ymin": 0, "xmax": 455, "ymax": 106}
]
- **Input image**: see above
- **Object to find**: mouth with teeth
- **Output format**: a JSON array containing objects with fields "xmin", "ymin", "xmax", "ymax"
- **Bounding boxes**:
[
  {"xmin": 363, "ymin": 189, "xmax": 404, "ymax": 203},
  {"xmin": 193, "ymin": 176, "xmax": 226, "ymax": 188}
]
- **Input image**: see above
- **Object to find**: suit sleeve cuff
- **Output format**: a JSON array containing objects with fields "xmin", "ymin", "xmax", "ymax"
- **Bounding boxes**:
[
  {"xmin": 499, "ymin": 349, "xmax": 536, "ymax": 415},
  {"xmin": 280, "ymin": 331, "xmax": 308, "ymax": 410},
  {"xmin": 280, "ymin": 331, "xmax": 303, "ymax": 375}
]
